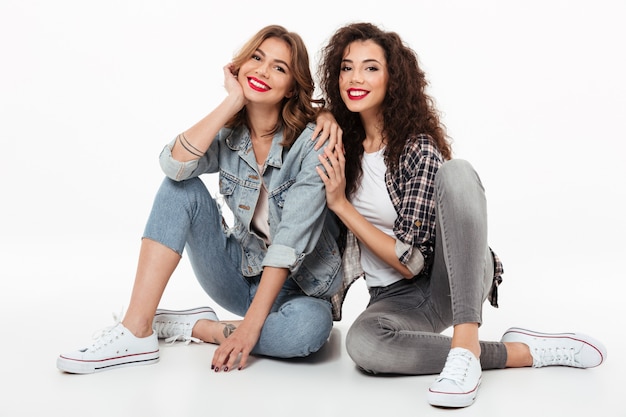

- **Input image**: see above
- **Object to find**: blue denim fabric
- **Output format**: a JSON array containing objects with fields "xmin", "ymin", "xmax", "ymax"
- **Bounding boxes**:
[
  {"xmin": 159, "ymin": 123, "xmax": 342, "ymax": 298},
  {"xmin": 143, "ymin": 177, "xmax": 335, "ymax": 358},
  {"xmin": 148, "ymin": 124, "xmax": 342, "ymax": 357}
]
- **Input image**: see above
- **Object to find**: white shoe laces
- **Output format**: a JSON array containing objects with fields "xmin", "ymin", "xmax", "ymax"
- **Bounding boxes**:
[
  {"xmin": 438, "ymin": 350, "xmax": 473, "ymax": 384},
  {"xmin": 153, "ymin": 320, "xmax": 203, "ymax": 345},
  {"xmin": 532, "ymin": 346, "xmax": 579, "ymax": 367},
  {"xmin": 86, "ymin": 310, "xmax": 125, "ymax": 353}
]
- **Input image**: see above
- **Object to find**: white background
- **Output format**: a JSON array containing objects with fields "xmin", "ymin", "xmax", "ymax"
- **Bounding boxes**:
[{"xmin": 1, "ymin": 1, "xmax": 624, "ymax": 416}]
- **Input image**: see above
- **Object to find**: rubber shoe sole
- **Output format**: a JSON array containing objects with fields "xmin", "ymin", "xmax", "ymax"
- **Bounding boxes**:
[
  {"xmin": 57, "ymin": 323, "xmax": 160, "ymax": 374},
  {"xmin": 57, "ymin": 350, "xmax": 159, "ymax": 374},
  {"xmin": 428, "ymin": 378, "xmax": 481, "ymax": 408}
]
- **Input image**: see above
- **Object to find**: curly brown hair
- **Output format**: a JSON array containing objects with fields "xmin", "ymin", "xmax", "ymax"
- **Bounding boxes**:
[
  {"xmin": 317, "ymin": 22, "xmax": 452, "ymax": 197},
  {"xmin": 227, "ymin": 25, "xmax": 323, "ymax": 148}
]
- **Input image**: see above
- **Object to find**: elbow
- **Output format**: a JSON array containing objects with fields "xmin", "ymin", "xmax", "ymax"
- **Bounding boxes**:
[{"xmin": 400, "ymin": 269, "xmax": 414, "ymax": 279}]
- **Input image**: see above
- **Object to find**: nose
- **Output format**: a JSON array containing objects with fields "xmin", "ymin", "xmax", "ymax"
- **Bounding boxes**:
[
  {"xmin": 349, "ymin": 71, "xmax": 363, "ymax": 84},
  {"xmin": 255, "ymin": 63, "xmax": 270, "ymax": 78}
]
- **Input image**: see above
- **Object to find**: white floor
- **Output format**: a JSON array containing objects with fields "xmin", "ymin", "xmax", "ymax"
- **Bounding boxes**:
[
  {"xmin": 2, "ymin": 233, "xmax": 622, "ymax": 417},
  {"xmin": 2, "ymin": 1, "xmax": 625, "ymax": 415}
]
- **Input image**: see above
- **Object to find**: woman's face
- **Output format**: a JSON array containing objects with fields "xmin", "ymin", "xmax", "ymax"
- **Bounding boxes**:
[
  {"xmin": 238, "ymin": 37, "xmax": 295, "ymax": 107},
  {"xmin": 339, "ymin": 39, "xmax": 388, "ymax": 118}
]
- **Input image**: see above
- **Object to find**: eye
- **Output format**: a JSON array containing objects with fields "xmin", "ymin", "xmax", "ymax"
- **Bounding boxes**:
[
  {"xmin": 341, "ymin": 65, "xmax": 352, "ymax": 72},
  {"xmin": 274, "ymin": 65, "xmax": 286, "ymax": 73},
  {"xmin": 365, "ymin": 66, "xmax": 379, "ymax": 72},
  {"xmin": 251, "ymin": 53, "xmax": 262, "ymax": 61}
]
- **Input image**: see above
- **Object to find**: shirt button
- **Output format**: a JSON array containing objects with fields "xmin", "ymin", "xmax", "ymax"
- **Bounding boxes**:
[{"xmin": 415, "ymin": 220, "xmax": 422, "ymax": 227}]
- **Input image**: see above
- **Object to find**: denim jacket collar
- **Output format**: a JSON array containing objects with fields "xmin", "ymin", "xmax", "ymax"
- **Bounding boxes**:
[{"xmin": 225, "ymin": 125, "xmax": 284, "ymax": 170}]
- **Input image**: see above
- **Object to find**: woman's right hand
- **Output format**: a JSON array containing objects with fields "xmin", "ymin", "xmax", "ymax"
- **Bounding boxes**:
[
  {"xmin": 223, "ymin": 63, "xmax": 247, "ymax": 110},
  {"xmin": 316, "ymin": 136, "xmax": 348, "ymax": 212},
  {"xmin": 212, "ymin": 320, "xmax": 260, "ymax": 372}
]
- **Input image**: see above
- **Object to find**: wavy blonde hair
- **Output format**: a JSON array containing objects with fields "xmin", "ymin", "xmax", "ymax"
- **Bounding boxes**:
[{"xmin": 227, "ymin": 25, "xmax": 323, "ymax": 148}]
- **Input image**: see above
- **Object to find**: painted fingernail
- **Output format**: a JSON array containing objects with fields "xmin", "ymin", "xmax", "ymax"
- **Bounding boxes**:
[{"xmin": 224, "ymin": 367, "xmax": 229, "ymax": 372}]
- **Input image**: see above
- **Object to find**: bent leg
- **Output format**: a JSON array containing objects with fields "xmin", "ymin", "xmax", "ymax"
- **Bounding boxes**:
[
  {"xmin": 123, "ymin": 177, "xmax": 214, "ymax": 337},
  {"xmin": 123, "ymin": 238, "xmax": 182, "ymax": 337},
  {"xmin": 346, "ymin": 282, "xmax": 506, "ymax": 374},
  {"xmin": 253, "ymin": 281, "xmax": 334, "ymax": 358},
  {"xmin": 430, "ymin": 159, "xmax": 493, "ymax": 327},
  {"xmin": 428, "ymin": 159, "xmax": 507, "ymax": 368},
  {"xmin": 346, "ymin": 286, "xmax": 451, "ymax": 375},
  {"xmin": 145, "ymin": 177, "xmax": 334, "ymax": 359},
  {"xmin": 144, "ymin": 177, "xmax": 252, "ymax": 317},
  {"xmin": 346, "ymin": 279, "xmax": 458, "ymax": 375}
]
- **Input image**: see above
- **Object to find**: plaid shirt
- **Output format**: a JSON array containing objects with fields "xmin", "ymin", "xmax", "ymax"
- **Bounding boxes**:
[{"xmin": 330, "ymin": 134, "xmax": 503, "ymax": 320}]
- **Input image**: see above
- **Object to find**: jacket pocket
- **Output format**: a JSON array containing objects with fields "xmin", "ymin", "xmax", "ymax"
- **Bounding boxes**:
[{"xmin": 290, "ymin": 230, "xmax": 342, "ymax": 298}]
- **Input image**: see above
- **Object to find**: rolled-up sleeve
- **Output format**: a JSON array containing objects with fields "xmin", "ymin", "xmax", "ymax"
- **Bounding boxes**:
[
  {"xmin": 263, "ymin": 244, "xmax": 298, "ymax": 269},
  {"xmin": 388, "ymin": 136, "xmax": 443, "ymax": 271},
  {"xmin": 394, "ymin": 239, "xmax": 425, "ymax": 275},
  {"xmin": 159, "ymin": 138, "xmax": 220, "ymax": 180},
  {"xmin": 261, "ymin": 130, "xmax": 328, "ymax": 272}
]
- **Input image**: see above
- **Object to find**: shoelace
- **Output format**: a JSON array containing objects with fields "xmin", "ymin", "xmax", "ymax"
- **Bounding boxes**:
[
  {"xmin": 87, "ymin": 310, "xmax": 124, "ymax": 353},
  {"xmin": 532, "ymin": 346, "xmax": 579, "ymax": 367},
  {"xmin": 164, "ymin": 334, "xmax": 203, "ymax": 345},
  {"xmin": 153, "ymin": 320, "xmax": 203, "ymax": 345},
  {"xmin": 437, "ymin": 350, "xmax": 473, "ymax": 384}
]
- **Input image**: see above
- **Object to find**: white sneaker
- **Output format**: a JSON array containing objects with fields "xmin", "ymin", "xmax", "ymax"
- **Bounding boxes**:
[
  {"xmin": 153, "ymin": 306, "xmax": 218, "ymax": 344},
  {"xmin": 501, "ymin": 327, "xmax": 607, "ymax": 368},
  {"xmin": 57, "ymin": 322, "xmax": 159, "ymax": 374},
  {"xmin": 428, "ymin": 347, "xmax": 482, "ymax": 408}
]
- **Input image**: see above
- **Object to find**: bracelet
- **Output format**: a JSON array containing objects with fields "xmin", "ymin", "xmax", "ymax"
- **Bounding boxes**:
[{"xmin": 177, "ymin": 134, "xmax": 204, "ymax": 158}]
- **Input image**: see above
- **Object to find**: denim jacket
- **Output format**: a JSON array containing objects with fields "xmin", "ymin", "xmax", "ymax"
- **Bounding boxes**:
[{"xmin": 159, "ymin": 123, "xmax": 342, "ymax": 300}]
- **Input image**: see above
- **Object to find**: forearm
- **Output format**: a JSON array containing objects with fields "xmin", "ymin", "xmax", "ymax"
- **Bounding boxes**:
[
  {"xmin": 242, "ymin": 266, "xmax": 289, "ymax": 330},
  {"xmin": 172, "ymin": 95, "xmax": 243, "ymax": 162},
  {"xmin": 333, "ymin": 200, "xmax": 414, "ymax": 279}
]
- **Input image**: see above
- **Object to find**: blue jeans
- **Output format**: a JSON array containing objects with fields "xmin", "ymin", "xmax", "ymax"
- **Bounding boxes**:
[
  {"xmin": 345, "ymin": 159, "xmax": 508, "ymax": 374},
  {"xmin": 143, "ymin": 177, "xmax": 333, "ymax": 358}
]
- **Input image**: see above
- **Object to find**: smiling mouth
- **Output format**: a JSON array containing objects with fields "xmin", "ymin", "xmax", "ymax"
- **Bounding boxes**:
[
  {"xmin": 248, "ymin": 77, "xmax": 270, "ymax": 92},
  {"xmin": 347, "ymin": 89, "xmax": 368, "ymax": 99}
]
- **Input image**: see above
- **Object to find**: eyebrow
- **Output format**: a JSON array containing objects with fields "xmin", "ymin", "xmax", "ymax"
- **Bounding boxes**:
[
  {"xmin": 256, "ymin": 48, "xmax": 291, "ymax": 71},
  {"xmin": 341, "ymin": 58, "xmax": 383, "ymax": 65}
]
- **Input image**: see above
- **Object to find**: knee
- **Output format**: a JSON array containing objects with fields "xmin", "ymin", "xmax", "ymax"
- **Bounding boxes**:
[
  {"xmin": 297, "ymin": 301, "xmax": 333, "ymax": 353},
  {"xmin": 180, "ymin": 176, "xmax": 210, "ymax": 199},
  {"xmin": 435, "ymin": 159, "xmax": 482, "ymax": 192},
  {"xmin": 159, "ymin": 176, "xmax": 216, "ymax": 211},
  {"xmin": 346, "ymin": 317, "xmax": 386, "ymax": 373},
  {"xmin": 158, "ymin": 176, "xmax": 204, "ymax": 199},
  {"xmin": 269, "ymin": 298, "xmax": 333, "ymax": 357}
]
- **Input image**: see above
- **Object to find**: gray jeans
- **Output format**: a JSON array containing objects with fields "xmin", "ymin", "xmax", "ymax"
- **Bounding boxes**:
[{"xmin": 345, "ymin": 159, "xmax": 507, "ymax": 375}]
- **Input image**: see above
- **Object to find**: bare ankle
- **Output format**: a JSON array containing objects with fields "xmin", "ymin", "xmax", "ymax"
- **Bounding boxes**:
[
  {"xmin": 121, "ymin": 320, "xmax": 153, "ymax": 339},
  {"xmin": 504, "ymin": 342, "xmax": 533, "ymax": 367}
]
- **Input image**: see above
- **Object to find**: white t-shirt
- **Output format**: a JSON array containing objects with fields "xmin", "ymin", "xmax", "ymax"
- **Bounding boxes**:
[
  {"xmin": 251, "ymin": 163, "xmax": 271, "ymax": 245},
  {"xmin": 351, "ymin": 148, "xmax": 404, "ymax": 288}
]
